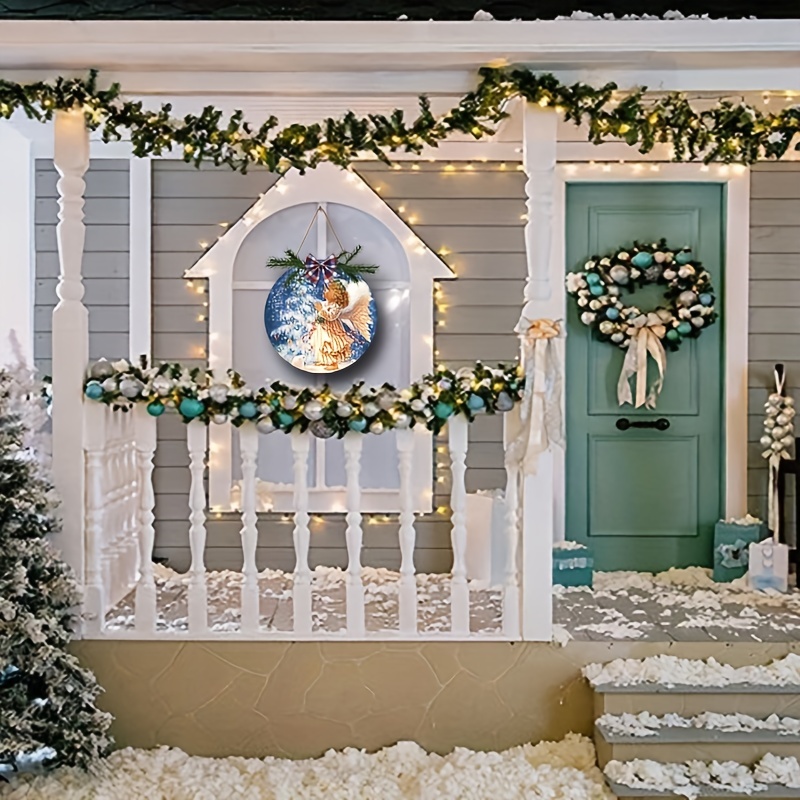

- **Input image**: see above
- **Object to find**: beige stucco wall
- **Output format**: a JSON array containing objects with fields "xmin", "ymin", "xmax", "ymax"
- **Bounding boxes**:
[{"xmin": 73, "ymin": 640, "xmax": 800, "ymax": 759}]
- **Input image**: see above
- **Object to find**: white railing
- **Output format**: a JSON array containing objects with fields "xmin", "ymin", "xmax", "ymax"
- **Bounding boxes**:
[{"xmin": 80, "ymin": 401, "xmax": 544, "ymax": 640}]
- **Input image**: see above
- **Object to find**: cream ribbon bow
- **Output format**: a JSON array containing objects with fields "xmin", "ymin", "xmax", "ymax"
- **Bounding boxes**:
[
  {"xmin": 617, "ymin": 312, "xmax": 668, "ymax": 409},
  {"xmin": 507, "ymin": 317, "xmax": 565, "ymax": 475}
]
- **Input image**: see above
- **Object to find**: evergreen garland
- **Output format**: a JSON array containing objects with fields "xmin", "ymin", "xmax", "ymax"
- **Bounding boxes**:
[
  {"xmin": 1, "ymin": 68, "xmax": 798, "ymax": 173},
  {"xmin": 267, "ymin": 245, "xmax": 379, "ymax": 289},
  {"xmin": 0, "ymin": 369, "xmax": 112, "ymax": 775}
]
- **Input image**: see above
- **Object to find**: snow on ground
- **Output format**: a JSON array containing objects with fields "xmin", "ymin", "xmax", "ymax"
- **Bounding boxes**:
[{"xmin": 4, "ymin": 734, "xmax": 614, "ymax": 800}]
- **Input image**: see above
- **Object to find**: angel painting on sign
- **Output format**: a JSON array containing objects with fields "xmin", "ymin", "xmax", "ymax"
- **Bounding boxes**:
[{"xmin": 305, "ymin": 280, "xmax": 374, "ymax": 370}]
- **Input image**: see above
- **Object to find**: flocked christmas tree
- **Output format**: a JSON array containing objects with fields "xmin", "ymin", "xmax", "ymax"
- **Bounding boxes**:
[{"xmin": 0, "ymin": 361, "xmax": 112, "ymax": 775}]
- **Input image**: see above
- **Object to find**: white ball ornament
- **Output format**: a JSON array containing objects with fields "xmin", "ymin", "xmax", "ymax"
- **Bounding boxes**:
[
  {"xmin": 101, "ymin": 377, "xmax": 118, "ymax": 393},
  {"xmin": 119, "ymin": 377, "xmax": 144, "ymax": 399},
  {"xmin": 599, "ymin": 321, "xmax": 615, "ymax": 334},
  {"xmin": 772, "ymin": 440, "xmax": 783, "ymax": 452},
  {"xmin": 611, "ymin": 332, "xmax": 625, "ymax": 343},
  {"xmin": 618, "ymin": 252, "xmax": 630, "ymax": 260},
  {"xmin": 782, "ymin": 436, "xmax": 795, "ymax": 448},
  {"xmin": 152, "ymin": 375, "xmax": 173, "ymax": 397},
  {"xmin": 589, "ymin": 300, "xmax": 601, "ymax": 311},
  {"xmin": 663, "ymin": 269, "xmax": 676, "ymax": 281},
  {"xmin": 256, "ymin": 416, "xmax": 276, "ymax": 434},
  {"xmin": 577, "ymin": 297, "xmax": 589, "ymax": 307},
  {"xmin": 665, "ymin": 252, "xmax": 674, "ymax": 263},
  {"xmin": 336, "ymin": 402, "xmax": 353, "ymax": 418},
  {"xmin": 410, "ymin": 398, "xmax": 426, "ymax": 412},
  {"xmin": 208, "ymin": 384, "xmax": 229, "ymax": 404},
  {"xmin": 776, "ymin": 413, "xmax": 790, "ymax": 426},
  {"xmin": 580, "ymin": 312, "xmax": 596, "ymax": 325},
  {"xmin": 760, "ymin": 435, "xmax": 773, "ymax": 447},
  {"xmin": 609, "ymin": 265, "xmax": 629, "ymax": 284},
  {"xmin": 691, "ymin": 317, "xmax": 704, "ymax": 328},
  {"xmin": 772, "ymin": 426, "xmax": 786, "ymax": 439},
  {"xmin": 283, "ymin": 395, "xmax": 297, "ymax": 410},
  {"xmin": 302, "ymin": 399, "xmax": 324, "ymax": 421},
  {"xmin": 654, "ymin": 251, "xmax": 666, "ymax": 263},
  {"xmin": 393, "ymin": 412, "xmax": 411, "ymax": 429},
  {"xmin": 608, "ymin": 286, "xmax": 620, "ymax": 296},
  {"xmin": 768, "ymin": 393, "xmax": 783, "ymax": 405},
  {"xmin": 378, "ymin": 392, "xmax": 398, "ymax": 411},
  {"xmin": 212, "ymin": 413, "xmax": 228, "ymax": 425},
  {"xmin": 765, "ymin": 418, "xmax": 776, "ymax": 429},
  {"xmin": 369, "ymin": 420, "xmax": 385, "ymax": 434},
  {"xmin": 678, "ymin": 290, "xmax": 697, "ymax": 306},
  {"xmin": 678, "ymin": 265, "xmax": 696, "ymax": 278},
  {"xmin": 785, "ymin": 397, "xmax": 795, "ymax": 407}
]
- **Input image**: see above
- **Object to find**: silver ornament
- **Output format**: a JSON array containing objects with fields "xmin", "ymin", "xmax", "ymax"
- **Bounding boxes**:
[
  {"xmin": 393, "ymin": 412, "xmax": 411, "ymax": 429},
  {"xmin": 609, "ymin": 265, "xmax": 629, "ymax": 285},
  {"xmin": 644, "ymin": 265, "xmax": 662, "ymax": 282},
  {"xmin": 362, "ymin": 402, "xmax": 380, "ymax": 418},
  {"xmin": 599, "ymin": 321, "xmax": 614, "ymax": 335},
  {"xmin": 303, "ymin": 399, "xmax": 324, "ymax": 421},
  {"xmin": 678, "ymin": 290, "xmax": 697, "ymax": 307},
  {"xmin": 211, "ymin": 413, "xmax": 228, "ymax": 425},
  {"xmin": 283, "ymin": 395, "xmax": 297, "ymax": 410},
  {"xmin": 309, "ymin": 419, "xmax": 335, "ymax": 439},
  {"xmin": 496, "ymin": 391, "xmax": 514, "ymax": 412},
  {"xmin": 101, "ymin": 377, "xmax": 118, "ymax": 393},
  {"xmin": 336, "ymin": 402, "xmax": 353, "ymax": 418},
  {"xmin": 208, "ymin": 384, "xmax": 229, "ymax": 404},
  {"xmin": 760, "ymin": 435, "xmax": 773, "ymax": 447},
  {"xmin": 256, "ymin": 416, "xmax": 275, "ymax": 434},
  {"xmin": 369, "ymin": 420, "xmax": 385, "ymax": 434},
  {"xmin": 119, "ymin": 377, "xmax": 144, "ymax": 399},
  {"xmin": 89, "ymin": 359, "xmax": 115, "ymax": 380}
]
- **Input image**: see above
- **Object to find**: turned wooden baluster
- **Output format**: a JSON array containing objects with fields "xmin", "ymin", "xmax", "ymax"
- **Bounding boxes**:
[
  {"xmin": 134, "ymin": 406, "xmax": 158, "ymax": 632},
  {"xmin": 82, "ymin": 402, "xmax": 107, "ymax": 633},
  {"xmin": 239, "ymin": 424, "xmax": 260, "ymax": 634},
  {"xmin": 343, "ymin": 433, "xmax": 365, "ymax": 637},
  {"xmin": 291, "ymin": 431, "xmax": 312, "ymax": 635},
  {"xmin": 396, "ymin": 428, "xmax": 417, "ymax": 635},
  {"xmin": 187, "ymin": 422, "xmax": 208, "ymax": 633},
  {"xmin": 448, "ymin": 415, "xmax": 470, "ymax": 635},
  {"xmin": 502, "ymin": 450, "xmax": 521, "ymax": 638}
]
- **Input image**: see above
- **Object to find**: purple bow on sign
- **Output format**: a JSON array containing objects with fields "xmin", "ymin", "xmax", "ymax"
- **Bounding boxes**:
[{"xmin": 304, "ymin": 255, "xmax": 337, "ymax": 285}]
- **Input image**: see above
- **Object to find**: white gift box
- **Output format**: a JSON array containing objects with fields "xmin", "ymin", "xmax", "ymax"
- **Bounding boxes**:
[
  {"xmin": 465, "ymin": 492, "xmax": 508, "ymax": 588},
  {"xmin": 748, "ymin": 541, "xmax": 790, "ymax": 593}
]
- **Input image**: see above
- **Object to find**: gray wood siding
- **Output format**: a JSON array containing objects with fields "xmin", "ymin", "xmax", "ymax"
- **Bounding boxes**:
[
  {"xmin": 151, "ymin": 161, "xmax": 526, "ymax": 572},
  {"xmin": 34, "ymin": 160, "xmax": 130, "ymax": 375},
  {"xmin": 749, "ymin": 163, "xmax": 799, "ymax": 538}
]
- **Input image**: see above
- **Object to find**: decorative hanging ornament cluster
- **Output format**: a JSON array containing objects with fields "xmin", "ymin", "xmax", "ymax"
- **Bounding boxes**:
[
  {"xmin": 82, "ymin": 357, "xmax": 523, "ymax": 437},
  {"xmin": 1, "ymin": 69, "xmax": 799, "ymax": 174},
  {"xmin": 761, "ymin": 367, "xmax": 796, "ymax": 540},
  {"xmin": 264, "ymin": 207, "xmax": 378, "ymax": 373},
  {"xmin": 566, "ymin": 240, "xmax": 718, "ymax": 409}
]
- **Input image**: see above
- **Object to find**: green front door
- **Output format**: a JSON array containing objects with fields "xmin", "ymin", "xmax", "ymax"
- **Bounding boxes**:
[{"xmin": 565, "ymin": 182, "xmax": 724, "ymax": 572}]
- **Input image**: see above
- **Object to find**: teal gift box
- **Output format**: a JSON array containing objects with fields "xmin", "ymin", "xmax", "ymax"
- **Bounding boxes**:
[
  {"xmin": 713, "ymin": 519, "xmax": 767, "ymax": 582},
  {"xmin": 553, "ymin": 543, "xmax": 594, "ymax": 588}
]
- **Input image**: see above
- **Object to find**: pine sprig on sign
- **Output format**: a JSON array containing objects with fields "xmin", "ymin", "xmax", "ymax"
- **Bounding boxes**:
[{"xmin": 266, "ymin": 245, "xmax": 379, "ymax": 287}]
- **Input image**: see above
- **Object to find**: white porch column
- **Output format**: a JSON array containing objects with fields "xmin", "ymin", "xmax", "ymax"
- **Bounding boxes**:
[
  {"xmin": 51, "ymin": 109, "xmax": 90, "ymax": 579},
  {"xmin": 519, "ymin": 103, "xmax": 558, "ymax": 641},
  {"xmin": 0, "ymin": 125, "xmax": 35, "ymax": 365}
]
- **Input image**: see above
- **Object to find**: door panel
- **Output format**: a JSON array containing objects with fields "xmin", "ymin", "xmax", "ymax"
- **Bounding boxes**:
[{"xmin": 565, "ymin": 183, "xmax": 724, "ymax": 572}]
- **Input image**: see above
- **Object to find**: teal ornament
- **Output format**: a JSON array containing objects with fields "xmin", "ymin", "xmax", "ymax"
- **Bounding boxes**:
[
  {"xmin": 434, "ymin": 401, "xmax": 454, "ymax": 419},
  {"xmin": 677, "ymin": 321, "xmax": 692, "ymax": 336},
  {"xmin": 589, "ymin": 284, "xmax": 604, "ymax": 296},
  {"xmin": 178, "ymin": 397, "xmax": 204, "ymax": 419},
  {"xmin": 699, "ymin": 293, "xmax": 713, "ymax": 306},
  {"xmin": 84, "ymin": 381, "xmax": 104, "ymax": 400},
  {"xmin": 666, "ymin": 329, "xmax": 680, "ymax": 342},
  {"xmin": 631, "ymin": 251, "xmax": 654, "ymax": 268},
  {"xmin": 349, "ymin": 417, "xmax": 368, "ymax": 432},
  {"xmin": 467, "ymin": 393, "xmax": 485, "ymax": 411},
  {"xmin": 676, "ymin": 250, "xmax": 692, "ymax": 265},
  {"xmin": 276, "ymin": 410, "xmax": 294, "ymax": 428},
  {"xmin": 585, "ymin": 272, "xmax": 601, "ymax": 285},
  {"xmin": 605, "ymin": 307, "xmax": 620, "ymax": 321},
  {"xmin": 238, "ymin": 401, "xmax": 258, "ymax": 419},
  {"xmin": 146, "ymin": 401, "xmax": 165, "ymax": 417}
]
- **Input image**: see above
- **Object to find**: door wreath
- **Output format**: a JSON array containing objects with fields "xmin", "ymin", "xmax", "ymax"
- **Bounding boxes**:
[{"xmin": 566, "ymin": 240, "xmax": 718, "ymax": 409}]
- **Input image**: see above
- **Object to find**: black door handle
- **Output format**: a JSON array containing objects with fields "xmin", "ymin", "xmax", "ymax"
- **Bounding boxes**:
[{"xmin": 616, "ymin": 417, "xmax": 670, "ymax": 431}]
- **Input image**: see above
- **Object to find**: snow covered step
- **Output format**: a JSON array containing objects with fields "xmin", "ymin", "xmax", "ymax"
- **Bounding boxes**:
[
  {"xmin": 594, "ymin": 685, "xmax": 800, "ymax": 719},
  {"xmin": 595, "ymin": 725, "xmax": 800, "ymax": 769},
  {"xmin": 608, "ymin": 780, "xmax": 800, "ymax": 798}
]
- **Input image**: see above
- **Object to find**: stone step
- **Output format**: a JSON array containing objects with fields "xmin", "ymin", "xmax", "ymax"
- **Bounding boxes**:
[
  {"xmin": 593, "ymin": 684, "xmax": 800, "ymax": 718},
  {"xmin": 608, "ymin": 780, "xmax": 800, "ymax": 799},
  {"xmin": 595, "ymin": 724, "xmax": 800, "ymax": 768}
]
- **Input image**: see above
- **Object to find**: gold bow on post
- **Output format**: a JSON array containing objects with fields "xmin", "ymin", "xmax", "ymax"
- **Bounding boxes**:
[
  {"xmin": 507, "ymin": 317, "xmax": 565, "ymax": 475},
  {"xmin": 617, "ymin": 312, "xmax": 668, "ymax": 409}
]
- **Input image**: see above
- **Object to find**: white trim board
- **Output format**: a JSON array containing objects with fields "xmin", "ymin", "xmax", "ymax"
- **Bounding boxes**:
[
  {"xmin": 128, "ymin": 157, "xmax": 152, "ymax": 360},
  {"xmin": 551, "ymin": 162, "xmax": 749, "ymax": 526}
]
